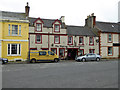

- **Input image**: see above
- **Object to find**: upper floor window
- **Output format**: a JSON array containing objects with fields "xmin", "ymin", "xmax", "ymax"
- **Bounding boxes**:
[
  {"xmin": 36, "ymin": 23, "xmax": 42, "ymax": 32},
  {"xmin": 54, "ymin": 24, "xmax": 60, "ymax": 32},
  {"xmin": 8, "ymin": 24, "xmax": 10, "ymax": 35},
  {"xmin": 12, "ymin": 25, "xmax": 18, "ymax": 35},
  {"xmin": 8, "ymin": 24, "xmax": 21, "ymax": 36},
  {"xmin": 108, "ymin": 34, "xmax": 112, "ymax": 42},
  {"xmin": 54, "ymin": 35, "xmax": 60, "ymax": 44},
  {"xmin": 68, "ymin": 36, "xmax": 73, "ymax": 45},
  {"xmin": 19, "ymin": 25, "xmax": 21, "ymax": 35},
  {"xmin": 79, "ymin": 37, "xmax": 84, "ymax": 45},
  {"xmin": 89, "ymin": 37, "xmax": 94, "ymax": 45},
  {"xmin": 36, "ymin": 35, "xmax": 42, "ymax": 44}
]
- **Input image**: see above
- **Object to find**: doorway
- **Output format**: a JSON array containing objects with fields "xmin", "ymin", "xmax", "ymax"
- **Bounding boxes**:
[{"xmin": 67, "ymin": 48, "xmax": 78, "ymax": 60}]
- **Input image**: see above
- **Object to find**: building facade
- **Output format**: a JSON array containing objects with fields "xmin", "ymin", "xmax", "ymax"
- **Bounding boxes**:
[
  {"xmin": 85, "ymin": 13, "xmax": 120, "ymax": 59},
  {"xmin": 0, "ymin": 9, "xmax": 29, "ymax": 61},
  {"xmin": 29, "ymin": 16, "xmax": 99, "ymax": 60}
]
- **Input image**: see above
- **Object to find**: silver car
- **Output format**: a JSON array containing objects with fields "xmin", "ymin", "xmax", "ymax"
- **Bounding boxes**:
[{"xmin": 76, "ymin": 53, "xmax": 101, "ymax": 62}]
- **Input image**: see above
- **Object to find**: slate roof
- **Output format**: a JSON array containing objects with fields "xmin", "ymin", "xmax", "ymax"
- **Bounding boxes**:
[
  {"xmin": 96, "ymin": 21, "xmax": 120, "ymax": 33},
  {"xmin": 29, "ymin": 17, "xmax": 66, "ymax": 29},
  {"xmin": 0, "ymin": 11, "xmax": 27, "ymax": 20},
  {"xmin": 67, "ymin": 25, "xmax": 96, "ymax": 36}
]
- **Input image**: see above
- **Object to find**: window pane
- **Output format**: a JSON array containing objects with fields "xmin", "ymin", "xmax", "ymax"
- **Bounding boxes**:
[
  {"xmin": 60, "ymin": 49, "xmax": 64, "ymax": 57},
  {"xmin": 8, "ymin": 44, "xmax": 10, "ymax": 54},
  {"xmin": 55, "ymin": 36, "xmax": 59, "ymax": 43},
  {"xmin": 37, "ymin": 24, "xmax": 41, "ymax": 31},
  {"xmin": 68, "ymin": 37, "xmax": 72, "ymax": 44},
  {"xmin": 51, "ymin": 49, "xmax": 57, "ymax": 54},
  {"xmin": 108, "ymin": 47, "xmax": 112, "ymax": 55},
  {"xmin": 11, "ymin": 44, "xmax": 17, "ymax": 54},
  {"xmin": 8, "ymin": 24, "xmax": 10, "ymax": 35},
  {"xmin": 90, "ymin": 37, "xmax": 93, "ymax": 44},
  {"xmin": 55, "ymin": 25, "xmax": 59, "ymax": 31},
  {"xmin": 19, "ymin": 25, "xmax": 21, "ymax": 35},
  {"xmin": 39, "ymin": 51, "xmax": 46, "ymax": 55},
  {"xmin": 37, "ymin": 35, "xmax": 41, "ymax": 43},
  {"xmin": 79, "ymin": 37, "xmax": 83, "ymax": 44},
  {"xmin": 108, "ymin": 34, "xmax": 112, "ymax": 42},
  {"xmin": 19, "ymin": 44, "xmax": 21, "ymax": 54},
  {"xmin": 12, "ymin": 25, "xmax": 18, "ymax": 35},
  {"xmin": 80, "ymin": 50, "xmax": 84, "ymax": 56}
]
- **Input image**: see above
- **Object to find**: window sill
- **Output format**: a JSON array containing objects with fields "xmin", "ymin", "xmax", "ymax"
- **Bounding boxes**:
[
  {"xmin": 7, "ymin": 55, "xmax": 21, "ymax": 56},
  {"xmin": 8, "ymin": 35, "xmax": 22, "ymax": 37}
]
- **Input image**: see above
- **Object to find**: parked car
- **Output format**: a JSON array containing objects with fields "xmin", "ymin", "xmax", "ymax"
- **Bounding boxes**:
[
  {"xmin": 0, "ymin": 58, "xmax": 8, "ymax": 64},
  {"xmin": 29, "ymin": 50, "xmax": 60, "ymax": 63},
  {"xmin": 75, "ymin": 53, "xmax": 101, "ymax": 62}
]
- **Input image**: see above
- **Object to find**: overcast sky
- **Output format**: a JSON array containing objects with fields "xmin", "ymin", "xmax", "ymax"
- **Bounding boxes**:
[{"xmin": 0, "ymin": 0, "xmax": 119, "ymax": 26}]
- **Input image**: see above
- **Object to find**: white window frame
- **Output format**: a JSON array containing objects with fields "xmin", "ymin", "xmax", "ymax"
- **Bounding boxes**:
[{"xmin": 7, "ymin": 44, "xmax": 21, "ymax": 56}]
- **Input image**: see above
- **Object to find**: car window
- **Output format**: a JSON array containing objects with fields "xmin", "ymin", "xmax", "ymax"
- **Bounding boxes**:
[
  {"xmin": 48, "ymin": 51, "xmax": 54, "ymax": 55},
  {"xmin": 39, "ymin": 51, "xmax": 46, "ymax": 56}
]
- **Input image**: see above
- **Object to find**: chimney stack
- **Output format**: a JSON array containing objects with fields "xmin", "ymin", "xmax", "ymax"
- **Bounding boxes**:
[
  {"xmin": 25, "ymin": 2, "xmax": 30, "ymax": 18},
  {"xmin": 60, "ymin": 16, "xmax": 65, "ymax": 23},
  {"xmin": 85, "ymin": 13, "xmax": 96, "ymax": 28}
]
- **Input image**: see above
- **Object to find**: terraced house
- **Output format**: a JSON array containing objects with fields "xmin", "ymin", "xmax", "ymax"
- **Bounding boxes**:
[
  {"xmin": 0, "ymin": 4, "xmax": 29, "ymax": 61},
  {"xmin": 85, "ymin": 14, "xmax": 120, "ymax": 59}
]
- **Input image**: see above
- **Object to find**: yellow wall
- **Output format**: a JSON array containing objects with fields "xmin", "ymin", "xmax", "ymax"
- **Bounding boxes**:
[
  {"xmin": 2, "ymin": 22, "xmax": 29, "ymax": 40},
  {"xmin": 2, "ymin": 41, "xmax": 28, "ymax": 61},
  {"xmin": 1, "ymin": 21, "xmax": 29, "ymax": 61}
]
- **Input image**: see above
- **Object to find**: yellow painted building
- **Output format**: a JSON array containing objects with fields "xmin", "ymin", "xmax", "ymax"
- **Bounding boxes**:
[{"xmin": 0, "ymin": 11, "xmax": 29, "ymax": 61}]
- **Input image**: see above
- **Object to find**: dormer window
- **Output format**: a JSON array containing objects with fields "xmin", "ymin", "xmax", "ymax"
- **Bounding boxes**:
[
  {"xmin": 54, "ymin": 24, "xmax": 60, "ymax": 32},
  {"xmin": 36, "ymin": 23, "xmax": 42, "ymax": 32}
]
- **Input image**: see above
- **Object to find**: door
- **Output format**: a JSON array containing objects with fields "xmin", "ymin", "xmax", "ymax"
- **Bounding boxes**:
[
  {"xmin": 37, "ymin": 51, "xmax": 48, "ymax": 61},
  {"xmin": 48, "ymin": 51, "xmax": 55, "ymax": 61}
]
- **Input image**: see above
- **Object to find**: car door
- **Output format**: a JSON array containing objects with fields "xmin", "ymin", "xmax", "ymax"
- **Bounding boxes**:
[
  {"xmin": 86, "ymin": 54, "xmax": 91, "ymax": 61},
  {"xmin": 91, "ymin": 54, "xmax": 96, "ymax": 60},
  {"xmin": 47, "ymin": 51, "xmax": 55, "ymax": 61},
  {"xmin": 38, "ymin": 51, "xmax": 48, "ymax": 61}
]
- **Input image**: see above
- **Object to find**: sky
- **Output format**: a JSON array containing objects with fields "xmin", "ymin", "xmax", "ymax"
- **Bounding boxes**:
[{"xmin": 0, "ymin": 0, "xmax": 119, "ymax": 26}]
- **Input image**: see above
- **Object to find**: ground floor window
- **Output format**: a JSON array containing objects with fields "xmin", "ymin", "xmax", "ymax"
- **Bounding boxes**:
[
  {"xmin": 79, "ymin": 49, "xmax": 84, "ymax": 56},
  {"xmin": 8, "ymin": 44, "xmax": 21, "ymax": 56},
  {"xmin": 89, "ymin": 49, "xmax": 95, "ymax": 53},
  {"xmin": 108, "ymin": 47, "xmax": 113, "ymax": 56},
  {"xmin": 51, "ymin": 48, "xmax": 57, "ymax": 55},
  {"xmin": 59, "ymin": 48, "xmax": 65, "ymax": 57}
]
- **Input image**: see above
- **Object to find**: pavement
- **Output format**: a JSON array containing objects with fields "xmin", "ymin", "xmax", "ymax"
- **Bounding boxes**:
[{"xmin": 6, "ymin": 58, "xmax": 119, "ymax": 64}]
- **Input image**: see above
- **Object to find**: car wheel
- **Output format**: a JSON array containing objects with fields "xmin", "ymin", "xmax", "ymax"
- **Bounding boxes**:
[
  {"xmin": 96, "ymin": 58, "xmax": 100, "ymax": 61},
  {"xmin": 31, "ymin": 59, "xmax": 36, "ymax": 63},
  {"xmin": 54, "ymin": 59, "xmax": 59, "ymax": 63},
  {"xmin": 82, "ymin": 58, "xmax": 86, "ymax": 62}
]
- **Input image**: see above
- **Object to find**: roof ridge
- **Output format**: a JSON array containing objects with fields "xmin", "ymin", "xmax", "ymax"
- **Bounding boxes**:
[
  {"xmin": 96, "ymin": 21, "xmax": 118, "ymax": 24},
  {"xmin": 1, "ymin": 10, "xmax": 25, "ymax": 14}
]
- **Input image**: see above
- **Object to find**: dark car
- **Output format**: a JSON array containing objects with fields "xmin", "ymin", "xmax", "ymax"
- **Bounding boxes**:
[
  {"xmin": 0, "ymin": 58, "xmax": 8, "ymax": 64},
  {"xmin": 75, "ymin": 53, "xmax": 101, "ymax": 62}
]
